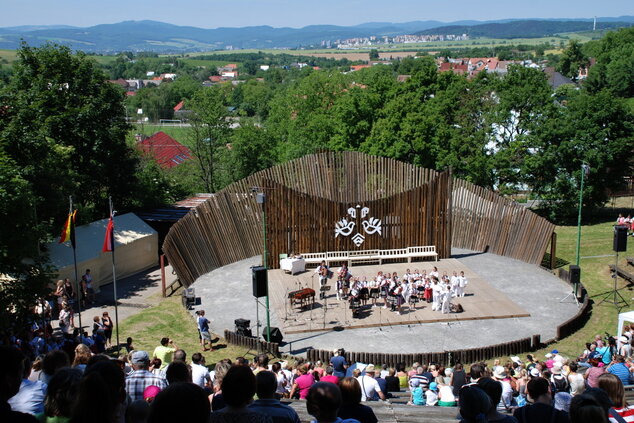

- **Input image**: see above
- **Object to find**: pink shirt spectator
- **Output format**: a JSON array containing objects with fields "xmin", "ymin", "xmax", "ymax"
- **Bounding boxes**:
[
  {"xmin": 585, "ymin": 366, "xmax": 606, "ymax": 388},
  {"xmin": 320, "ymin": 375, "xmax": 339, "ymax": 384},
  {"xmin": 295, "ymin": 373, "xmax": 315, "ymax": 399}
]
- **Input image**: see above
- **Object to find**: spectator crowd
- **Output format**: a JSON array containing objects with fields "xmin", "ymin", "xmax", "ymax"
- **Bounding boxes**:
[{"xmin": 4, "ymin": 329, "xmax": 634, "ymax": 423}]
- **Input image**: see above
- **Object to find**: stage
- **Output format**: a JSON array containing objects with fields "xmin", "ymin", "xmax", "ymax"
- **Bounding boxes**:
[
  {"xmin": 190, "ymin": 248, "xmax": 579, "ymax": 355},
  {"xmin": 269, "ymin": 259, "xmax": 530, "ymax": 334}
]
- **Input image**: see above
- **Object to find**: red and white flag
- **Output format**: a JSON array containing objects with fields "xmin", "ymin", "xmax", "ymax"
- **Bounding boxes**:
[{"xmin": 102, "ymin": 215, "xmax": 114, "ymax": 253}]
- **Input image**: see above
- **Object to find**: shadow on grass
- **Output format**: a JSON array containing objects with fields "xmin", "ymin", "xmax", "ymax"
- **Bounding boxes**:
[{"xmin": 542, "ymin": 253, "xmax": 570, "ymax": 269}]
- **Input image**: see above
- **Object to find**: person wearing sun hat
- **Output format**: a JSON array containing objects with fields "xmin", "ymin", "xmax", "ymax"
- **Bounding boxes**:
[
  {"xmin": 425, "ymin": 382, "xmax": 439, "ymax": 406},
  {"xmin": 492, "ymin": 366, "xmax": 515, "ymax": 411},
  {"xmin": 125, "ymin": 350, "xmax": 168, "ymax": 402},
  {"xmin": 356, "ymin": 365, "xmax": 385, "ymax": 401}
]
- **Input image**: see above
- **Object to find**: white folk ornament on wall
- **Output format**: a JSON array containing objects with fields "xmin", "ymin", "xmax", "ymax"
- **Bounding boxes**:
[{"xmin": 334, "ymin": 205, "xmax": 382, "ymax": 247}]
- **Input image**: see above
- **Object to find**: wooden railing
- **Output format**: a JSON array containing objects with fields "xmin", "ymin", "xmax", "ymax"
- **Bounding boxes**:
[
  {"xmin": 306, "ymin": 336, "xmax": 537, "ymax": 367},
  {"xmin": 301, "ymin": 246, "xmax": 438, "ymax": 266},
  {"xmin": 224, "ymin": 330, "xmax": 280, "ymax": 357}
]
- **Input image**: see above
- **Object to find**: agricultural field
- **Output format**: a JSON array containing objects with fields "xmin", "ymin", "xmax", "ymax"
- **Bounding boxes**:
[{"xmin": 182, "ymin": 34, "xmax": 582, "ymax": 60}]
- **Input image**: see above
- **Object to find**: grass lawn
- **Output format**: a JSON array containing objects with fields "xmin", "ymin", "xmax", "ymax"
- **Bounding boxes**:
[
  {"xmin": 114, "ymin": 295, "xmax": 262, "ymax": 365},
  {"xmin": 134, "ymin": 124, "xmax": 191, "ymax": 143},
  {"xmin": 525, "ymin": 209, "xmax": 634, "ymax": 361}
]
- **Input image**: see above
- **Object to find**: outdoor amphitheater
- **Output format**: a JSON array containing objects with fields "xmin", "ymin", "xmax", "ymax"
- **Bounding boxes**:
[{"xmin": 163, "ymin": 152, "xmax": 586, "ymax": 365}]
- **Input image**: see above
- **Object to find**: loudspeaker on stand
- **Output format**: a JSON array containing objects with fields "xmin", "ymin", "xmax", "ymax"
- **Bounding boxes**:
[{"xmin": 252, "ymin": 266, "xmax": 268, "ymax": 298}]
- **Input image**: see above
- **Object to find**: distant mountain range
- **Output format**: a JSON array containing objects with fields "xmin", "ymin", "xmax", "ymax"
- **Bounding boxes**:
[{"xmin": 0, "ymin": 17, "xmax": 632, "ymax": 53}]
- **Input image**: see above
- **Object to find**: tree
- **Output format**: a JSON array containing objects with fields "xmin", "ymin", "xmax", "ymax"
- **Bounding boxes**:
[
  {"xmin": 0, "ymin": 151, "xmax": 52, "ymax": 332},
  {"xmin": 228, "ymin": 121, "xmax": 276, "ymax": 181},
  {"xmin": 558, "ymin": 40, "xmax": 588, "ymax": 81},
  {"xmin": 0, "ymin": 43, "xmax": 139, "ymax": 228},
  {"xmin": 369, "ymin": 49, "xmax": 379, "ymax": 60},
  {"xmin": 523, "ymin": 90, "xmax": 634, "ymax": 221},
  {"xmin": 187, "ymin": 86, "xmax": 232, "ymax": 192},
  {"xmin": 489, "ymin": 65, "xmax": 553, "ymax": 192}
]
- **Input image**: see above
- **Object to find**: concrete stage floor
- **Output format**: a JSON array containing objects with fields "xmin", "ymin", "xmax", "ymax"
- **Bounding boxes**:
[
  {"xmin": 190, "ymin": 249, "xmax": 579, "ymax": 356},
  {"xmin": 270, "ymin": 259, "xmax": 529, "ymax": 334}
]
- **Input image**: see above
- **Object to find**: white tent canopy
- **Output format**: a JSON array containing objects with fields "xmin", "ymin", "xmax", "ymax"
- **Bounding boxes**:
[
  {"xmin": 617, "ymin": 310, "xmax": 634, "ymax": 337},
  {"xmin": 48, "ymin": 213, "xmax": 158, "ymax": 291}
]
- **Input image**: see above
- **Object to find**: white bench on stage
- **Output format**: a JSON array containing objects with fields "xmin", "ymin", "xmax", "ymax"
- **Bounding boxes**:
[{"xmin": 301, "ymin": 246, "xmax": 437, "ymax": 267}]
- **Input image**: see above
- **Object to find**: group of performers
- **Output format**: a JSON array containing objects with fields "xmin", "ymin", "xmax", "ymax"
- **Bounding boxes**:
[{"xmin": 315, "ymin": 261, "xmax": 468, "ymax": 317}]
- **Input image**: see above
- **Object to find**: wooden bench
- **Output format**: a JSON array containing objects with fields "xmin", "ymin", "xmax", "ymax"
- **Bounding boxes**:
[
  {"xmin": 349, "ymin": 249, "xmax": 381, "ymax": 265},
  {"xmin": 627, "ymin": 257, "xmax": 634, "ymax": 267},
  {"xmin": 300, "ymin": 246, "xmax": 438, "ymax": 267},
  {"xmin": 407, "ymin": 245, "xmax": 438, "ymax": 262},
  {"xmin": 609, "ymin": 264, "xmax": 634, "ymax": 284}
]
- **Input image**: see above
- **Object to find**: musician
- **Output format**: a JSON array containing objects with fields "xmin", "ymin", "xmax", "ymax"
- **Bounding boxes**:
[
  {"xmin": 337, "ymin": 264, "xmax": 352, "ymax": 300},
  {"xmin": 379, "ymin": 277, "xmax": 390, "ymax": 309},
  {"xmin": 393, "ymin": 282, "xmax": 404, "ymax": 315},
  {"xmin": 359, "ymin": 276, "xmax": 369, "ymax": 306},
  {"xmin": 315, "ymin": 260, "xmax": 330, "ymax": 300},
  {"xmin": 348, "ymin": 280, "xmax": 361, "ymax": 318}
]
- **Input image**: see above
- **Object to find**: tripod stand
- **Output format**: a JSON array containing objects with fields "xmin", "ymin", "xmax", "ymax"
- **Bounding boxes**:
[
  {"xmin": 560, "ymin": 283, "xmax": 580, "ymax": 306},
  {"xmin": 597, "ymin": 250, "xmax": 629, "ymax": 308}
]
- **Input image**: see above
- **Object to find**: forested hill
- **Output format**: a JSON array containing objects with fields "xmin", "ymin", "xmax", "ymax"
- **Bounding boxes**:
[
  {"xmin": 415, "ymin": 20, "xmax": 633, "ymax": 38},
  {"xmin": 0, "ymin": 17, "xmax": 633, "ymax": 52}
]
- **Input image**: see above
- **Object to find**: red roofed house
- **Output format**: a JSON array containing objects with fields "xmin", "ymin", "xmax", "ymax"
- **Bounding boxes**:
[
  {"xmin": 350, "ymin": 64, "xmax": 371, "ymax": 72},
  {"xmin": 173, "ymin": 101, "xmax": 184, "ymax": 112},
  {"xmin": 137, "ymin": 131, "xmax": 194, "ymax": 169}
]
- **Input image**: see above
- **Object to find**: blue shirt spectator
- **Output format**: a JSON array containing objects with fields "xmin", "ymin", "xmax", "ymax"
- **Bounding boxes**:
[
  {"xmin": 330, "ymin": 352, "xmax": 348, "ymax": 379},
  {"xmin": 608, "ymin": 360, "xmax": 633, "ymax": 387},
  {"xmin": 248, "ymin": 399, "xmax": 300, "ymax": 423},
  {"xmin": 8, "ymin": 379, "xmax": 47, "ymax": 416}
]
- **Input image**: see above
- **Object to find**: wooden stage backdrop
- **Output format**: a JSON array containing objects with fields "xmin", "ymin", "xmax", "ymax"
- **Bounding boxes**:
[{"xmin": 163, "ymin": 152, "xmax": 555, "ymax": 287}]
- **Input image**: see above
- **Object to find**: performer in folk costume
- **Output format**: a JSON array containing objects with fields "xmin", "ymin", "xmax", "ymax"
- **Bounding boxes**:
[
  {"xmin": 337, "ymin": 263, "xmax": 352, "ymax": 300},
  {"xmin": 315, "ymin": 260, "xmax": 330, "ymax": 300}
]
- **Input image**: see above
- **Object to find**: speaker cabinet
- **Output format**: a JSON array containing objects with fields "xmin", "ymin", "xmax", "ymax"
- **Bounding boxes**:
[
  {"xmin": 252, "ymin": 266, "xmax": 268, "ymax": 298},
  {"xmin": 263, "ymin": 326, "xmax": 283, "ymax": 343},
  {"xmin": 614, "ymin": 225, "xmax": 628, "ymax": 252},
  {"xmin": 569, "ymin": 265, "xmax": 580, "ymax": 285}
]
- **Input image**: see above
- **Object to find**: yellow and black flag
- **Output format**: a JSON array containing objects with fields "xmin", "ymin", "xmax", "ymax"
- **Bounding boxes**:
[{"xmin": 59, "ymin": 210, "xmax": 77, "ymax": 249}]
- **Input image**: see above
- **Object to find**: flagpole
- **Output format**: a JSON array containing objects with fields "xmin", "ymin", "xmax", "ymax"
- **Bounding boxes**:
[
  {"xmin": 69, "ymin": 196, "xmax": 82, "ymax": 333},
  {"xmin": 109, "ymin": 197, "xmax": 120, "ymax": 354}
]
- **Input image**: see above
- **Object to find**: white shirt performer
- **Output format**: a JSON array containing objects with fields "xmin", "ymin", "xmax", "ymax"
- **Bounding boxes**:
[
  {"xmin": 450, "ymin": 272, "xmax": 460, "ymax": 297},
  {"xmin": 431, "ymin": 281, "xmax": 442, "ymax": 311},
  {"xmin": 441, "ymin": 285, "xmax": 451, "ymax": 314},
  {"xmin": 458, "ymin": 271, "xmax": 468, "ymax": 297}
]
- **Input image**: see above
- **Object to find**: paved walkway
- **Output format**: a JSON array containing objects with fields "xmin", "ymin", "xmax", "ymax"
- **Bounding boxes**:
[
  {"xmin": 56, "ymin": 265, "xmax": 175, "ymax": 333},
  {"xmin": 190, "ymin": 249, "xmax": 580, "ymax": 356}
]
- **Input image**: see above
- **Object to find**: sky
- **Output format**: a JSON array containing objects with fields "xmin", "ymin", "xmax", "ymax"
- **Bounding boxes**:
[{"xmin": 1, "ymin": 0, "xmax": 632, "ymax": 28}]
